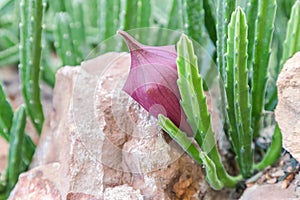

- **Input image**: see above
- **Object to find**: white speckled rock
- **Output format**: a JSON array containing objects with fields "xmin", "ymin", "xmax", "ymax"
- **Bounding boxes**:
[{"xmin": 276, "ymin": 52, "xmax": 300, "ymax": 162}]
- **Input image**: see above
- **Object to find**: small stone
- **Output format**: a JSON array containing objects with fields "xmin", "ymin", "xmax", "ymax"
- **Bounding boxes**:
[
  {"xmin": 271, "ymin": 170, "xmax": 285, "ymax": 178},
  {"xmin": 246, "ymin": 182, "xmax": 254, "ymax": 188},
  {"xmin": 266, "ymin": 178, "xmax": 277, "ymax": 184},
  {"xmin": 282, "ymin": 179, "xmax": 290, "ymax": 189},
  {"xmin": 265, "ymin": 173, "xmax": 272, "ymax": 180},
  {"xmin": 294, "ymin": 185, "xmax": 300, "ymax": 197},
  {"xmin": 286, "ymin": 173, "xmax": 295, "ymax": 181}
]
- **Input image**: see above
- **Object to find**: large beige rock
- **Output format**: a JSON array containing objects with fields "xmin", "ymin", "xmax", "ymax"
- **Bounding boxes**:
[
  {"xmin": 9, "ymin": 52, "xmax": 225, "ymax": 199},
  {"xmin": 276, "ymin": 52, "xmax": 300, "ymax": 162}
]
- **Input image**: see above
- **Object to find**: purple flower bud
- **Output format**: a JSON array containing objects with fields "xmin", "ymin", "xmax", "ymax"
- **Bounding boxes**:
[{"xmin": 118, "ymin": 31, "xmax": 192, "ymax": 135}]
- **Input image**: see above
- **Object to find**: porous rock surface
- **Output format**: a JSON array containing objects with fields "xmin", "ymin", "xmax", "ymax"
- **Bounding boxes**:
[
  {"xmin": 276, "ymin": 52, "xmax": 300, "ymax": 162},
  {"xmin": 8, "ymin": 52, "xmax": 224, "ymax": 199}
]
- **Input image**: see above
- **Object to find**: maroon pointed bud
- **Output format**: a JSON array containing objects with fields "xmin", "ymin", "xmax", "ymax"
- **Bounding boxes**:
[{"xmin": 118, "ymin": 30, "xmax": 192, "ymax": 135}]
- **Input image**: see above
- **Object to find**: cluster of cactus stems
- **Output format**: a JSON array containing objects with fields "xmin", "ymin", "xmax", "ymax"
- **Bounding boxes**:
[
  {"xmin": 55, "ymin": 12, "xmax": 82, "ymax": 66},
  {"xmin": 265, "ymin": 0, "xmax": 300, "ymax": 111},
  {"xmin": 158, "ymin": 0, "xmax": 300, "ymax": 189},
  {"xmin": 123, "ymin": 0, "xmax": 151, "ymax": 44},
  {"xmin": 54, "ymin": 1, "xmax": 86, "ymax": 66}
]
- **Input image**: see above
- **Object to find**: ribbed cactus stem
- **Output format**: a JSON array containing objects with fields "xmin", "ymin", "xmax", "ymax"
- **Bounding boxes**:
[
  {"xmin": 217, "ymin": 0, "xmax": 236, "ymax": 81},
  {"xmin": 19, "ymin": 0, "xmax": 44, "ymax": 134},
  {"xmin": 186, "ymin": 0, "xmax": 206, "ymax": 45},
  {"xmin": 0, "ymin": 82, "xmax": 13, "ymax": 142},
  {"xmin": 177, "ymin": 34, "xmax": 241, "ymax": 188},
  {"xmin": 98, "ymin": 0, "xmax": 122, "ymax": 50},
  {"xmin": 54, "ymin": 12, "xmax": 78, "ymax": 66},
  {"xmin": 246, "ymin": 0, "xmax": 258, "ymax": 71},
  {"xmin": 254, "ymin": 124, "xmax": 282, "ymax": 170},
  {"xmin": 136, "ymin": 0, "xmax": 151, "ymax": 28},
  {"xmin": 0, "ymin": 45, "xmax": 19, "ymax": 67},
  {"xmin": 280, "ymin": 0, "xmax": 300, "ymax": 70},
  {"xmin": 158, "ymin": 115, "xmax": 203, "ymax": 165},
  {"xmin": 226, "ymin": 7, "xmax": 253, "ymax": 178},
  {"xmin": 216, "ymin": 0, "xmax": 236, "ymax": 141},
  {"xmin": 203, "ymin": 0, "xmax": 217, "ymax": 45},
  {"xmin": 6, "ymin": 106, "xmax": 26, "ymax": 191},
  {"xmin": 123, "ymin": 0, "xmax": 151, "ymax": 40},
  {"xmin": 66, "ymin": 0, "xmax": 85, "ymax": 62},
  {"xmin": 168, "ymin": 0, "xmax": 185, "ymax": 30},
  {"xmin": 251, "ymin": 0, "xmax": 277, "ymax": 138}
]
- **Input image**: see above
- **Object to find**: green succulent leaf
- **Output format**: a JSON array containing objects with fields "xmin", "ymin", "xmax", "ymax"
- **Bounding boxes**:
[
  {"xmin": 158, "ymin": 114, "xmax": 202, "ymax": 165},
  {"xmin": 254, "ymin": 124, "xmax": 282, "ymax": 171},
  {"xmin": 6, "ymin": 105, "xmax": 27, "ymax": 192},
  {"xmin": 186, "ymin": 0, "xmax": 206, "ymax": 45},
  {"xmin": 54, "ymin": 12, "xmax": 80, "ymax": 66},
  {"xmin": 251, "ymin": 0, "xmax": 277, "ymax": 138},
  {"xmin": 176, "ymin": 34, "xmax": 240, "ymax": 188},
  {"xmin": 0, "ymin": 81, "xmax": 13, "ymax": 142},
  {"xmin": 0, "ymin": 45, "xmax": 19, "ymax": 68},
  {"xmin": 0, "ymin": 82, "xmax": 35, "ymax": 166},
  {"xmin": 200, "ymin": 152, "xmax": 224, "ymax": 190},
  {"xmin": 216, "ymin": 0, "xmax": 236, "ymax": 80},
  {"xmin": 20, "ymin": 0, "xmax": 44, "ymax": 134},
  {"xmin": 65, "ymin": 0, "xmax": 86, "ymax": 59},
  {"xmin": 216, "ymin": 0, "xmax": 236, "ymax": 140},
  {"xmin": 177, "ymin": 34, "xmax": 210, "ymax": 147},
  {"xmin": 98, "ymin": 0, "xmax": 122, "ymax": 50},
  {"xmin": 203, "ymin": 0, "xmax": 217, "ymax": 45},
  {"xmin": 226, "ymin": 7, "xmax": 253, "ymax": 178},
  {"xmin": 167, "ymin": 0, "xmax": 185, "ymax": 30},
  {"xmin": 280, "ymin": 0, "xmax": 300, "ymax": 70},
  {"xmin": 264, "ymin": 0, "xmax": 295, "ymax": 111},
  {"xmin": 124, "ymin": 0, "xmax": 151, "ymax": 42},
  {"xmin": 246, "ymin": 0, "xmax": 258, "ymax": 71}
]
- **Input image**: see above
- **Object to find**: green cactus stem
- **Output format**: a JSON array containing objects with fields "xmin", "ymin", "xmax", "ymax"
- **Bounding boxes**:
[
  {"xmin": 176, "ymin": 34, "xmax": 241, "ymax": 188},
  {"xmin": 251, "ymin": 0, "xmax": 277, "ymax": 138},
  {"xmin": 0, "ymin": 81, "xmax": 13, "ymax": 141},
  {"xmin": 19, "ymin": 0, "xmax": 45, "ymax": 134},
  {"xmin": 186, "ymin": 0, "xmax": 206, "ymax": 45},
  {"xmin": 6, "ymin": 105, "xmax": 26, "ymax": 192},
  {"xmin": 226, "ymin": 7, "xmax": 253, "ymax": 178},
  {"xmin": 280, "ymin": 0, "xmax": 300, "ymax": 70}
]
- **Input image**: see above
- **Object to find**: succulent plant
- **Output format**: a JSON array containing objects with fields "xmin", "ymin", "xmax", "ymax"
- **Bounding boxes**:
[
  {"xmin": 120, "ymin": 3, "xmax": 283, "ymax": 187},
  {"xmin": 1, "ymin": 0, "xmax": 298, "ymax": 196}
]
